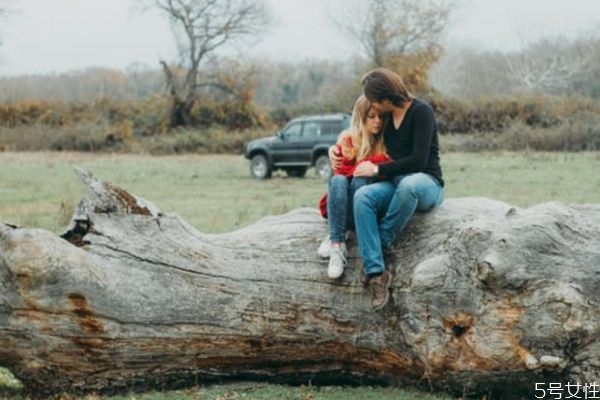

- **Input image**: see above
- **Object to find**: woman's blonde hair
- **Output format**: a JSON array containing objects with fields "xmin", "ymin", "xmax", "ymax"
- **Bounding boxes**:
[{"xmin": 343, "ymin": 95, "xmax": 386, "ymax": 161}]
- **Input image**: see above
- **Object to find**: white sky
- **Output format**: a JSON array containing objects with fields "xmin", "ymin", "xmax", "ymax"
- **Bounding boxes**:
[{"xmin": 0, "ymin": 0, "xmax": 599, "ymax": 77}]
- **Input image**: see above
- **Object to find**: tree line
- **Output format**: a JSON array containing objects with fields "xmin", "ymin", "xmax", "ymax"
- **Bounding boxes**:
[
  {"xmin": 1, "ymin": 30, "xmax": 599, "ymax": 111},
  {"xmin": 0, "ymin": 0, "xmax": 599, "ymax": 154},
  {"xmin": 0, "ymin": 0, "xmax": 460, "ymax": 124},
  {"xmin": 431, "ymin": 33, "xmax": 600, "ymax": 99}
]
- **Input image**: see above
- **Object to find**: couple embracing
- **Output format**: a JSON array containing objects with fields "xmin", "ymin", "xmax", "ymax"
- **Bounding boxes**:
[{"xmin": 319, "ymin": 67, "xmax": 445, "ymax": 311}]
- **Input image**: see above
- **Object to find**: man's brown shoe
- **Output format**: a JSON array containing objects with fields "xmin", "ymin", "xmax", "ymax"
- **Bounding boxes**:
[{"xmin": 368, "ymin": 270, "xmax": 392, "ymax": 310}]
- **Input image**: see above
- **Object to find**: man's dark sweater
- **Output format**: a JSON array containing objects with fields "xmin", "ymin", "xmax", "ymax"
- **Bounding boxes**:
[{"xmin": 378, "ymin": 99, "xmax": 444, "ymax": 187}]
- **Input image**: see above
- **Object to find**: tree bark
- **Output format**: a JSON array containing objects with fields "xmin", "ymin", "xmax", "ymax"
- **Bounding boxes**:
[{"xmin": 1, "ymin": 169, "xmax": 599, "ymax": 398}]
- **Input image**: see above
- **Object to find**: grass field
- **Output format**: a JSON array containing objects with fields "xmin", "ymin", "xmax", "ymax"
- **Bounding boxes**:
[
  {"xmin": 1, "ymin": 151, "xmax": 599, "ymax": 234},
  {"xmin": 1, "ymin": 151, "xmax": 599, "ymax": 400},
  {"xmin": 0, "ymin": 377, "xmax": 452, "ymax": 400}
]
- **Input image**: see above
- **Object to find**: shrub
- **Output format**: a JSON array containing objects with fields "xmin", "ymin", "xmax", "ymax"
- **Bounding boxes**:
[
  {"xmin": 1, "ymin": 93, "xmax": 599, "ymax": 154},
  {"xmin": 49, "ymin": 122, "xmax": 133, "ymax": 152},
  {"xmin": 190, "ymin": 96, "xmax": 268, "ymax": 130},
  {"xmin": 0, "ymin": 124, "xmax": 56, "ymax": 151},
  {"xmin": 442, "ymin": 113, "xmax": 600, "ymax": 153},
  {"xmin": 426, "ymin": 93, "xmax": 599, "ymax": 134},
  {"xmin": 142, "ymin": 126, "xmax": 270, "ymax": 155}
]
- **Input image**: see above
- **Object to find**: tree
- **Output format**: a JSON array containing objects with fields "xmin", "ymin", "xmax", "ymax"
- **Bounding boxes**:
[
  {"xmin": 1, "ymin": 169, "xmax": 599, "ymax": 398},
  {"xmin": 429, "ymin": 47, "xmax": 516, "ymax": 99},
  {"xmin": 570, "ymin": 37, "xmax": 600, "ymax": 98},
  {"xmin": 329, "ymin": 0, "xmax": 458, "ymax": 69},
  {"xmin": 431, "ymin": 32, "xmax": 600, "ymax": 99},
  {"xmin": 139, "ymin": 0, "xmax": 271, "ymax": 127},
  {"xmin": 504, "ymin": 34, "xmax": 599, "ymax": 95},
  {"xmin": 251, "ymin": 59, "xmax": 362, "ymax": 116}
]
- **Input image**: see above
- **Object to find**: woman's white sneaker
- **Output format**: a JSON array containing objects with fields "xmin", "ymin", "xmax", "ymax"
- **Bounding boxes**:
[
  {"xmin": 317, "ymin": 236, "xmax": 331, "ymax": 258},
  {"xmin": 327, "ymin": 244, "xmax": 347, "ymax": 279}
]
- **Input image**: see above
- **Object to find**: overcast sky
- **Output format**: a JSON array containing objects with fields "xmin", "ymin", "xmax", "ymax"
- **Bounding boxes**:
[{"xmin": 0, "ymin": 0, "xmax": 599, "ymax": 77}]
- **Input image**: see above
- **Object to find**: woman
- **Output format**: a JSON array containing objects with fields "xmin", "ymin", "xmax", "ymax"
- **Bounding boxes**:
[
  {"xmin": 339, "ymin": 68, "xmax": 445, "ymax": 310},
  {"xmin": 319, "ymin": 95, "xmax": 390, "ymax": 280}
]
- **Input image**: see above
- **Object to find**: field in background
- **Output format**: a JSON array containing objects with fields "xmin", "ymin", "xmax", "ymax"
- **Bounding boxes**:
[
  {"xmin": 1, "ymin": 151, "xmax": 600, "ymax": 400},
  {"xmin": 1, "ymin": 151, "xmax": 599, "ymax": 234}
]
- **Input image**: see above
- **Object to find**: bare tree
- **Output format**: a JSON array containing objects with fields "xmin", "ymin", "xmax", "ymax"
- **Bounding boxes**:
[
  {"xmin": 138, "ymin": 0, "xmax": 271, "ymax": 127},
  {"xmin": 430, "ymin": 30, "xmax": 600, "ymax": 99},
  {"xmin": 505, "ymin": 34, "xmax": 599, "ymax": 94},
  {"xmin": 430, "ymin": 47, "xmax": 516, "ymax": 99},
  {"xmin": 329, "ymin": 0, "xmax": 459, "ymax": 68}
]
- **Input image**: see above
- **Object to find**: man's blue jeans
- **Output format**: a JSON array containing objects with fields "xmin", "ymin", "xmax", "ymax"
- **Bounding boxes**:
[
  {"xmin": 353, "ymin": 173, "xmax": 444, "ymax": 275},
  {"xmin": 327, "ymin": 175, "xmax": 370, "ymax": 243}
]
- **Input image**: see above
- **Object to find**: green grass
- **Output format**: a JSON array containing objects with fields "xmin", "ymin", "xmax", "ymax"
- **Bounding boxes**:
[
  {"xmin": 1, "ymin": 151, "xmax": 599, "ymax": 234},
  {"xmin": 0, "ymin": 382, "xmax": 453, "ymax": 400},
  {"xmin": 96, "ymin": 383, "xmax": 452, "ymax": 400},
  {"xmin": 1, "ymin": 151, "xmax": 599, "ymax": 400},
  {"xmin": 0, "ymin": 152, "xmax": 327, "ymax": 234},
  {"xmin": 443, "ymin": 151, "xmax": 600, "ymax": 205}
]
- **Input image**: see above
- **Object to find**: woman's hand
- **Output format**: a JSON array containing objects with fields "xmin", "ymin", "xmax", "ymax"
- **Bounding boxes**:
[
  {"xmin": 353, "ymin": 161, "xmax": 378, "ymax": 177},
  {"xmin": 328, "ymin": 145, "xmax": 342, "ymax": 171}
]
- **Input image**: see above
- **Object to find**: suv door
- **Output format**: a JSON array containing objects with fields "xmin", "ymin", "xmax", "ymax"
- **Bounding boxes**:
[
  {"xmin": 270, "ymin": 121, "xmax": 302, "ymax": 164},
  {"xmin": 293, "ymin": 120, "xmax": 320, "ymax": 164},
  {"xmin": 271, "ymin": 120, "xmax": 320, "ymax": 166}
]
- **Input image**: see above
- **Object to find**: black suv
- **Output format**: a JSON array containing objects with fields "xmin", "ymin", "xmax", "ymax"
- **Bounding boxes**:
[{"xmin": 243, "ymin": 113, "xmax": 350, "ymax": 179}]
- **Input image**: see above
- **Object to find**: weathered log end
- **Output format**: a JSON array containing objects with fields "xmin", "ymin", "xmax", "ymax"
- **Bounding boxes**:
[{"xmin": 0, "ymin": 169, "xmax": 599, "ymax": 399}]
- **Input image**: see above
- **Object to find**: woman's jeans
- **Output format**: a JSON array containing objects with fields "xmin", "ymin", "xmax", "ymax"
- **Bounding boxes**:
[
  {"xmin": 353, "ymin": 173, "xmax": 444, "ymax": 276},
  {"xmin": 327, "ymin": 175, "xmax": 370, "ymax": 243}
]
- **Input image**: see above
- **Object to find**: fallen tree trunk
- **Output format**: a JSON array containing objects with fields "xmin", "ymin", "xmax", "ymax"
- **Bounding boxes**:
[{"xmin": 0, "ymin": 169, "xmax": 599, "ymax": 398}]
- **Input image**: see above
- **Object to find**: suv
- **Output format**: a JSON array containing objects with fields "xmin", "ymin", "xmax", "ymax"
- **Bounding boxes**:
[{"xmin": 243, "ymin": 113, "xmax": 350, "ymax": 180}]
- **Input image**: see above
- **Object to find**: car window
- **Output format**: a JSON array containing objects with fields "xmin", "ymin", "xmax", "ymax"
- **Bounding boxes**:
[
  {"xmin": 303, "ymin": 121, "xmax": 321, "ymax": 138},
  {"xmin": 281, "ymin": 122, "xmax": 302, "ymax": 138},
  {"xmin": 321, "ymin": 120, "xmax": 344, "ymax": 136}
]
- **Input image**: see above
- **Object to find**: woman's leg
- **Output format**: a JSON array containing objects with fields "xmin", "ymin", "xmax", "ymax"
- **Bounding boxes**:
[
  {"xmin": 379, "ymin": 173, "xmax": 444, "ymax": 250},
  {"xmin": 327, "ymin": 175, "xmax": 350, "ymax": 243},
  {"xmin": 327, "ymin": 175, "xmax": 352, "ymax": 279}
]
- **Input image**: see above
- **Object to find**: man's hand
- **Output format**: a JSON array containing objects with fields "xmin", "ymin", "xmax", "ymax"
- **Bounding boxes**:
[
  {"xmin": 353, "ymin": 161, "xmax": 378, "ymax": 177},
  {"xmin": 328, "ymin": 145, "xmax": 342, "ymax": 171}
]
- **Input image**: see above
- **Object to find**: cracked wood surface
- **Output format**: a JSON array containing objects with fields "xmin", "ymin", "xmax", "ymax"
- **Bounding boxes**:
[{"xmin": 0, "ymin": 169, "xmax": 599, "ymax": 398}]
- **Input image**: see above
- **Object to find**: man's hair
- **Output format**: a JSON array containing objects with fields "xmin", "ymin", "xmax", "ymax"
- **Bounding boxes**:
[{"xmin": 361, "ymin": 67, "xmax": 414, "ymax": 107}]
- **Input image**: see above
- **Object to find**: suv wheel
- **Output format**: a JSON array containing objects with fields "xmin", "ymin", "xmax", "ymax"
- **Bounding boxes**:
[
  {"xmin": 284, "ymin": 167, "xmax": 307, "ymax": 178},
  {"xmin": 314, "ymin": 155, "xmax": 332, "ymax": 180},
  {"xmin": 250, "ymin": 154, "xmax": 272, "ymax": 179}
]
